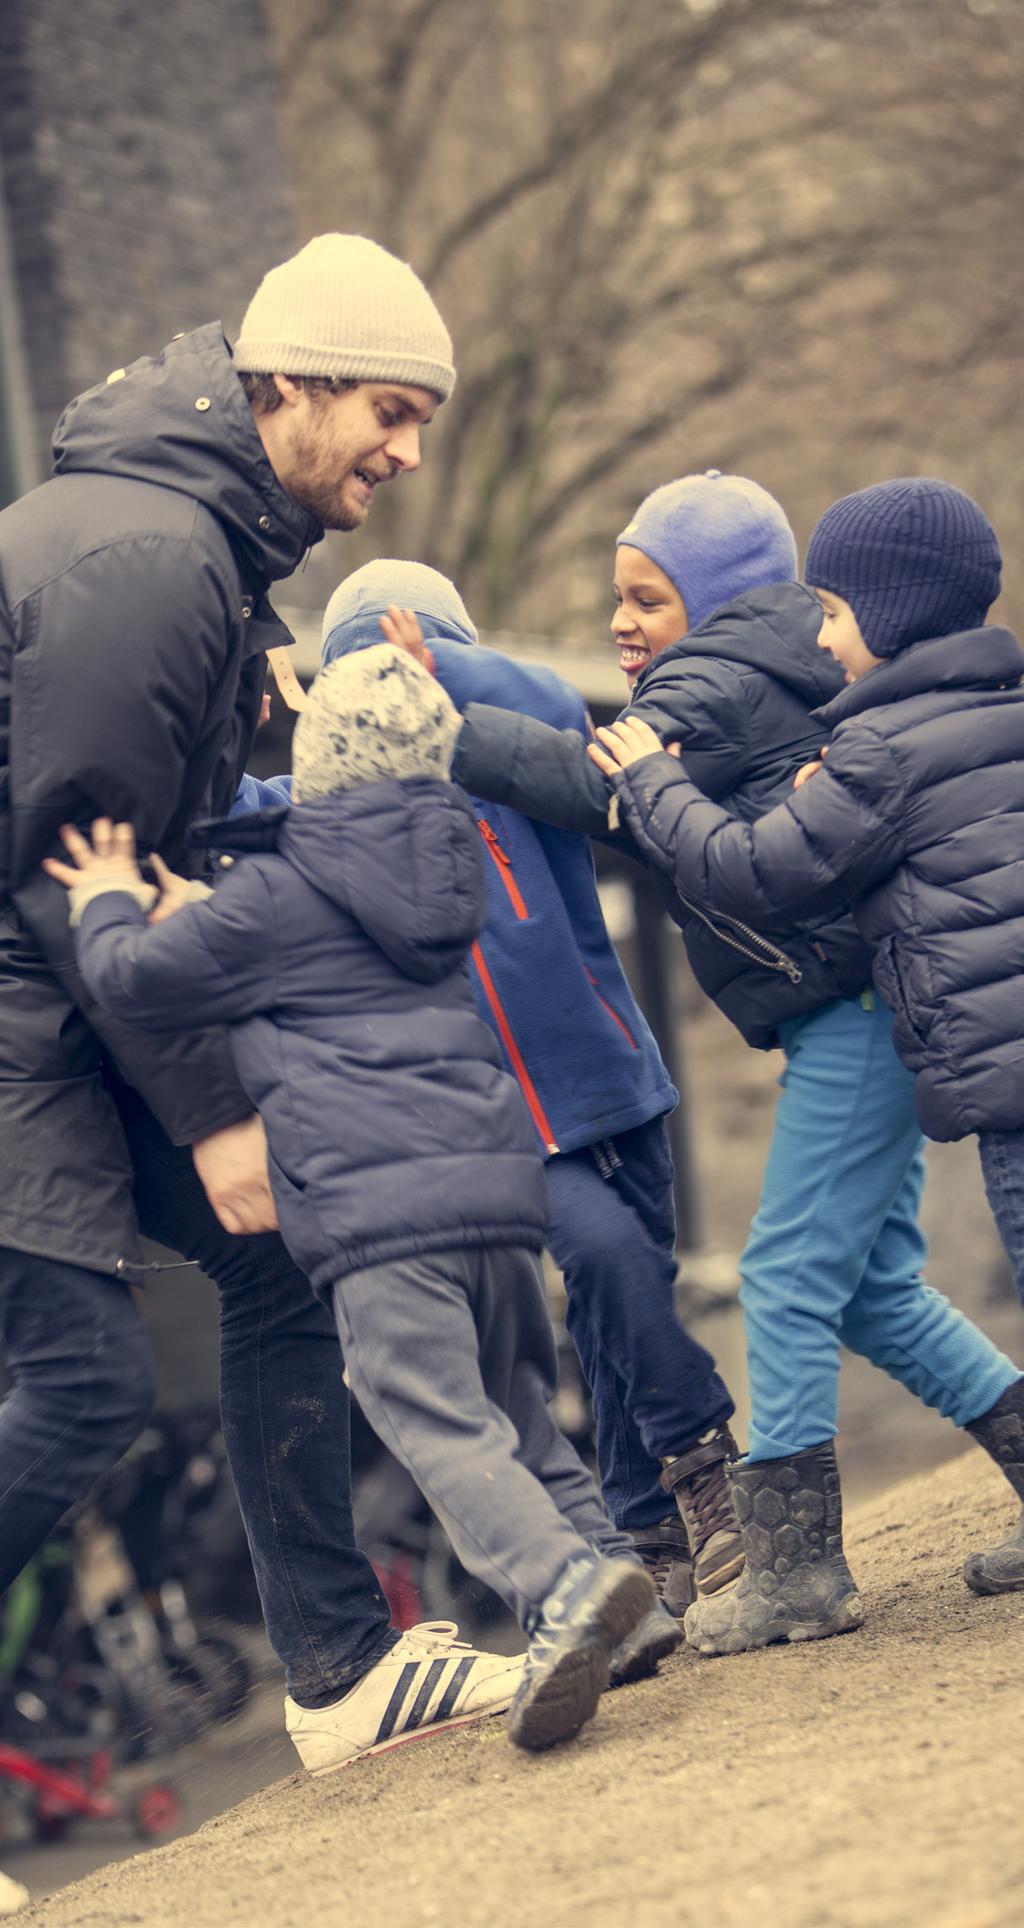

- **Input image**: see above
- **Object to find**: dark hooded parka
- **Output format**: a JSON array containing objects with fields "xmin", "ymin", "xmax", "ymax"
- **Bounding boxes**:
[
  {"xmin": 0, "ymin": 324, "xmax": 320, "ymax": 1274},
  {"xmin": 609, "ymin": 600, "xmax": 1024, "ymax": 1144},
  {"xmin": 452, "ymin": 585, "xmax": 873, "ymax": 1049},
  {"xmin": 72, "ymin": 786, "xmax": 549, "ymax": 1298}
]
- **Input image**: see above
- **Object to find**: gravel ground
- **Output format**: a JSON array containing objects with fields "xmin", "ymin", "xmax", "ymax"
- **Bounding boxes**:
[{"xmin": 25, "ymin": 1452, "xmax": 1024, "ymax": 1928}]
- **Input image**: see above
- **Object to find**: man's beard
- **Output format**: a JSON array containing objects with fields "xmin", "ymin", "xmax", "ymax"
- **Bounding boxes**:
[{"xmin": 281, "ymin": 415, "xmax": 376, "ymax": 532}]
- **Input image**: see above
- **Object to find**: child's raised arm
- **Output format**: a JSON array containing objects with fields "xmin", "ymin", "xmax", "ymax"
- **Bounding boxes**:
[
  {"xmin": 45, "ymin": 820, "xmax": 278, "ymax": 1033},
  {"xmin": 589, "ymin": 721, "xmax": 909, "ymax": 926}
]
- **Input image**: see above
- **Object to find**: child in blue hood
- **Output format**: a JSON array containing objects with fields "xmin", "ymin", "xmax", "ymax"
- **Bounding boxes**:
[
  {"xmin": 444, "ymin": 470, "xmax": 1020, "ymax": 1657},
  {"xmin": 590, "ymin": 477, "xmax": 1024, "ymax": 1653},
  {"xmin": 319, "ymin": 559, "xmax": 740, "ymax": 1614},
  {"xmin": 44, "ymin": 644, "xmax": 659, "ymax": 1756}
]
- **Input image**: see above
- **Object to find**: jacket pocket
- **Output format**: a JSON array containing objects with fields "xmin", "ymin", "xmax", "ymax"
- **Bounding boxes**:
[{"xmin": 875, "ymin": 936, "xmax": 929, "ymax": 1046}]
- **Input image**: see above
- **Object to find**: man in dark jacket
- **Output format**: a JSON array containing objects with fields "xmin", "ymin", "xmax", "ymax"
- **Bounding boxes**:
[
  {"xmin": 591, "ymin": 477, "xmax": 1024, "ymax": 1646},
  {"xmin": 0, "ymin": 233, "xmax": 522, "ymax": 1767}
]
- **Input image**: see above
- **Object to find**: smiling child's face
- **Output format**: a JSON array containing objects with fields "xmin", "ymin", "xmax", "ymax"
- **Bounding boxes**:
[
  {"xmin": 611, "ymin": 546, "xmax": 689, "ymax": 690},
  {"xmin": 812, "ymin": 588, "xmax": 882, "ymax": 683}
]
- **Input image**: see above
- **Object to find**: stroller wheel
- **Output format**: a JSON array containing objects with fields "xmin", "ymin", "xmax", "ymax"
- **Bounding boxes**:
[{"xmin": 131, "ymin": 1782, "xmax": 181, "ymax": 1840}]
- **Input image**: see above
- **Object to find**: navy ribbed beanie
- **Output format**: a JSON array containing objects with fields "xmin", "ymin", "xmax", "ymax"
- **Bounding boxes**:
[
  {"xmin": 617, "ymin": 471, "xmax": 797, "ymax": 632},
  {"xmin": 805, "ymin": 478, "xmax": 1001, "ymax": 658}
]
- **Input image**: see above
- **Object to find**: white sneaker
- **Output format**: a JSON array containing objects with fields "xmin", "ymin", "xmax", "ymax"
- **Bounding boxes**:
[
  {"xmin": 285, "ymin": 1620, "xmax": 525, "ymax": 1774},
  {"xmin": 0, "ymin": 1870, "xmax": 29, "ymax": 1918}
]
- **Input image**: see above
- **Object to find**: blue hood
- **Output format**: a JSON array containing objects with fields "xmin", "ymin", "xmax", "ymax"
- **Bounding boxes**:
[{"xmin": 321, "ymin": 558, "xmax": 478, "ymax": 658}]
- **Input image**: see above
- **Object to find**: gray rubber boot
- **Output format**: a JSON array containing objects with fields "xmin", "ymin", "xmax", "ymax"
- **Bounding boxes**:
[
  {"xmin": 963, "ymin": 1375, "xmax": 1024, "ymax": 1595},
  {"xmin": 683, "ymin": 1440, "xmax": 864, "ymax": 1656}
]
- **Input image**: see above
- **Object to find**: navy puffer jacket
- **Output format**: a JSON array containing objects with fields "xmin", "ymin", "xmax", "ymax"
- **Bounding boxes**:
[
  {"xmin": 453, "ymin": 586, "xmax": 872, "ymax": 1049},
  {"xmin": 611, "ymin": 609, "xmax": 1024, "ymax": 1143},
  {"xmin": 72, "ymin": 783, "xmax": 548, "ymax": 1296}
]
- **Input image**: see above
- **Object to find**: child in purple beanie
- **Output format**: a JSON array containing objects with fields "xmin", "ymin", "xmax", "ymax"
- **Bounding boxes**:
[{"xmin": 591, "ymin": 476, "xmax": 1024, "ymax": 1652}]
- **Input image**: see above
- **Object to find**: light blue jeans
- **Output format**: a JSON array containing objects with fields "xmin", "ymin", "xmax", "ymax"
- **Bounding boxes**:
[{"xmin": 740, "ymin": 995, "xmax": 1018, "ymax": 1462}]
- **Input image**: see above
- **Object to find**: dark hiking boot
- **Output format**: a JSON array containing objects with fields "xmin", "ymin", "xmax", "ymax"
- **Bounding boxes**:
[
  {"xmin": 507, "ymin": 1555, "xmax": 656, "ymax": 1752},
  {"xmin": 659, "ymin": 1426, "xmax": 744, "ymax": 1594},
  {"xmin": 629, "ymin": 1518, "xmax": 696, "ymax": 1618},
  {"xmin": 607, "ymin": 1602, "xmax": 684, "ymax": 1688},
  {"xmin": 963, "ymin": 1375, "xmax": 1024, "ymax": 1596},
  {"xmin": 683, "ymin": 1440, "xmax": 864, "ymax": 1657}
]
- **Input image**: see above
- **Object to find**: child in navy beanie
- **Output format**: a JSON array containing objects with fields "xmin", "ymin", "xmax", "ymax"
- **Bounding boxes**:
[{"xmin": 805, "ymin": 477, "xmax": 1002, "ymax": 659}]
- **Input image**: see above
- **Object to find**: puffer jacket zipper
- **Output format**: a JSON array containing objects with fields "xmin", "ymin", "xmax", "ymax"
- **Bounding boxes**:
[
  {"xmin": 470, "ymin": 940, "xmax": 559, "ymax": 1154},
  {"xmin": 477, "ymin": 819, "xmax": 528, "ymax": 919},
  {"xmin": 675, "ymin": 886, "xmax": 803, "ymax": 984}
]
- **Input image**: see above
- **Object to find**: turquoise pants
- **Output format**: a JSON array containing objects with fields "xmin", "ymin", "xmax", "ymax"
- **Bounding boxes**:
[{"xmin": 740, "ymin": 995, "xmax": 1017, "ymax": 1462}]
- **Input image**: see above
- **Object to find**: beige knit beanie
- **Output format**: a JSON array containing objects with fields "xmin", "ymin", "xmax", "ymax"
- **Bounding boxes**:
[
  {"xmin": 232, "ymin": 235, "xmax": 456, "ymax": 402},
  {"xmin": 292, "ymin": 645, "xmax": 461, "ymax": 800}
]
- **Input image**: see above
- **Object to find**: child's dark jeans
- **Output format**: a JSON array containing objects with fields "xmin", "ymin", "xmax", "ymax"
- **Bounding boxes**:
[{"xmin": 978, "ymin": 1127, "xmax": 1024, "ymax": 1305}]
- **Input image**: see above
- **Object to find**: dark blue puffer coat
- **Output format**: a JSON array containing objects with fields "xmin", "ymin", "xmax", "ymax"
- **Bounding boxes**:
[
  {"xmin": 611, "ymin": 611, "xmax": 1024, "ymax": 1143},
  {"xmin": 452, "ymin": 585, "xmax": 873, "ymax": 1048},
  {"xmin": 72, "ymin": 782, "xmax": 548, "ymax": 1295}
]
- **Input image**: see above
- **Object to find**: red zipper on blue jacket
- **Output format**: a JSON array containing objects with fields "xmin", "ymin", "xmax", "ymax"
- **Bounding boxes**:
[
  {"xmin": 470, "ymin": 940, "xmax": 559, "ymax": 1153},
  {"xmin": 477, "ymin": 819, "xmax": 528, "ymax": 919}
]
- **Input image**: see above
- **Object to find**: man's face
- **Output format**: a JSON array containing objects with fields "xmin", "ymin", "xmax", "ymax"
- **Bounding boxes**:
[
  {"xmin": 611, "ymin": 546, "xmax": 689, "ymax": 690},
  {"xmin": 275, "ymin": 381, "xmax": 439, "ymax": 531},
  {"xmin": 813, "ymin": 588, "xmax": 881, "ymax": 683}
]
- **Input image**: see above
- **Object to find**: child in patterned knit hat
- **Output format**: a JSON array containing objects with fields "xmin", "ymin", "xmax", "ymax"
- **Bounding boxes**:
[{"xmin": 42, "ymin": 643, "xmax": 656, "ymax": 1758}]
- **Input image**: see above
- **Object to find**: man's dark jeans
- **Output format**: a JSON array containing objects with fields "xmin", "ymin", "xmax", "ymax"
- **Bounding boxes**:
[
  {"xmin": 0, "ymin": 1082, "xmax": 395, "ymax": 1707},
  {"xmin": 544, "ymin": 1115, "xmax": 734, "ymax": 1532}
]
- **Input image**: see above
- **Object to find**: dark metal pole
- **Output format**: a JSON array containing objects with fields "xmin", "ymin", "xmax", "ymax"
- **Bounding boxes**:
[{"xmin": 631, "ymin": 872, "xmax": 703, "ymax": 1252}]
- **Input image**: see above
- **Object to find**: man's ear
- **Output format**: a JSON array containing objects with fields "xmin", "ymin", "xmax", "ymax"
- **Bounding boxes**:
[{"xmin": 272, "ymin": 373, "xmax": 305, "ymax": 408}]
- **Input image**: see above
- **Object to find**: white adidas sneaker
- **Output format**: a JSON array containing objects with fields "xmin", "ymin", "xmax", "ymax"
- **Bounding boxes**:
[
  {"xmin": 285, "ymin": 1620, "xmax": 525, "ymax": 1774},
  {"xmin": 0, "ymin": 1869, "xmax": 29, "ymax": 1918}
]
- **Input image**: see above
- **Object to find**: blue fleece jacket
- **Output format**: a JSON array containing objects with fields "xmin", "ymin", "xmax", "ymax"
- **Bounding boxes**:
[{"xmin": 317, "ymin": 562, "xmax": 676, "ymax": 1156}]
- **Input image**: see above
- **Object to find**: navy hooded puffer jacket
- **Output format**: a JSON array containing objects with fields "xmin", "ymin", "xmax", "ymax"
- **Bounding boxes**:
[
  {"xmin": 610, "ymin": 600, "xmax": 1024, "ymax": 1143},
  {"xmin": 71, "ymin": 782, "xmax": 549, "ymax": 1297},
  {"xmin": 452, "ymin": 585, "xmax": 873, "ymax": 1049}
]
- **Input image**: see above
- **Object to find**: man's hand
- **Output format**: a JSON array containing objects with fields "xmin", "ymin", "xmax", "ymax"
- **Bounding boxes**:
[
  {"xmin": 793, "ymin": 746, "xmax": 829, "ymax": 791},
  {"xmin": 192, "ymin": 1114, "xmax": 278, "ymax": 1236},
  {"xmin": 379, "ymin": 605, "xmax": 434, "ymax": 672},
  {"xmin": 587, "ymin": 715, "xmax": 668, "ymax": 777},
  {"xmin": 43, "ymin": 818, "xmax": 144, "ymax": 894},
  {"xmin": 147, "ymin": 853, "xmax": 197, "ymax": 925}
]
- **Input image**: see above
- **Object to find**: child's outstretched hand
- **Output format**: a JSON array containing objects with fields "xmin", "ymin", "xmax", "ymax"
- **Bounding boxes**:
[
  {"xmin": 587, "ymin": 715, "xmax": 668, "ymax": 777},
  {"xmin": 379, "ymin": 605, "xmax": 434, "ymax": 673},
  {"xmin": 43, "ymin": 818, "xmax": 144, "ymax": 894},
  {"xmin": 147, "ymin": 852, "xmax": 197, "ymax": 924},
  {"xmin": 793, "ymin": 745, "xmax": 829, "ymax": 791}
]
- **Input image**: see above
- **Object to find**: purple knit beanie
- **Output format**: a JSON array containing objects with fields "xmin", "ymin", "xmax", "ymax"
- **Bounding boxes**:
[
  {"xmin": 805, "ymin": 478, "xmax": 1001, "ymax": 658},
  {"xmin": 617, "ymin": 471, "xmax": 797, "ymax": 631}
]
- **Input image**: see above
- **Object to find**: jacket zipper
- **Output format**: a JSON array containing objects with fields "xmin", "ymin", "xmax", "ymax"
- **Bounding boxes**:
[
  {"xmin": 583, "ymin": 965, "xmax": 637, "ymax": 1049},
  {"xmin": 674, "ymin": 887, "xmax": 803, "ymax": 983},
  {"xmin": 477, "ymin": 820, "xmax": 528, "ymax": 919},
  {"xmin": 470, "ymin": 940, "xmax": 559, "ymax": 1153}
]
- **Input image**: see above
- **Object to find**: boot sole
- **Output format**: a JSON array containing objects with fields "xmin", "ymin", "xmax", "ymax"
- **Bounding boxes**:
[
  {"xmin": 608, "ymin": 1613, "xmax": 684, "ymax": 1688},
  {"xmin": 962, "ymin": 1557, "xmax": 1024, "ymax": 1597},
  {"xmin": 695, "ymin": 1550, "xmax": 746, "ymax": 1594},
  {"xmin": 692, "ymin": 1591, "xmax": 865, "ymax": 1656},
  {"xmin": 300, "ymin": 1700, "xmax": 513, "ymax": 1775},
  {"xmin": 509, "ymin": 1566, "xmax": 656, "ymax": 1751}
]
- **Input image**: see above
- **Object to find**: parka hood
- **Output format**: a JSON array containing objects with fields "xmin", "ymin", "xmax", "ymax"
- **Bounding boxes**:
[
  {"xmin": 321, "ymin": 558, "xmax": 477, "ymax": 663},
  {"xmin": 51, "ymin": 323, "xmax": 322, "ymax": 590},
  {"xmin": 199, "ymin": 781, "xmax": 485, "ymax": 982},
  {"xmin": 637, "ymin": 583, "xmax": 844, "ymax": 710}
]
